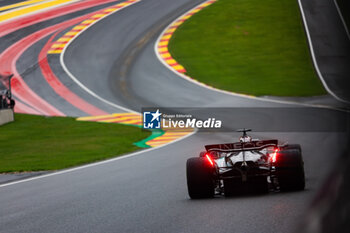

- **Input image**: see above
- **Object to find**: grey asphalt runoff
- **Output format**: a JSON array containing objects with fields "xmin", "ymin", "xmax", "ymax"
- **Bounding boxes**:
[
  {"xmin": 10, "ymin": 1, "xmax": 127, "ymax": 116},
  {"xmin": 0, "ymin": 171, "xmax": 50, "ymax": 185},
  {"xmin": 0, "ymin": 0, "xmax": 349, "ymax": 233},
  {"xmin": 0, "ymin": 0, "xmax": 24, "ymax": 8},
  {"xmin": 0, "ymin": 132, "xmax": 347, "ymax": 233},
  {"xmin": 299, "ymin": 0, "xmax": 350, "ymax": 103}
]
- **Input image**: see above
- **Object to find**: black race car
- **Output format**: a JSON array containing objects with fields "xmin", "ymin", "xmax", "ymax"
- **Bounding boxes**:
[{"xmin": 186, "ymin": 129, "xmax": 305, "ymax": 199}]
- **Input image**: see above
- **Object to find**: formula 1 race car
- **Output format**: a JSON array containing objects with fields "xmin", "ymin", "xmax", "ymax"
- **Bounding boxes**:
[{"xmin": 186, "ymin": 129, "xmax": 305, "ymax": 199}]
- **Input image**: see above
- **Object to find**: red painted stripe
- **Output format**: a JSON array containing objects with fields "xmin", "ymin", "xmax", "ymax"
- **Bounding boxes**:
[
  {"xmin": 52, "ymin": 42, "xmax": 67, "ymax": 46},
  {"xmin": 87, "ymin": 118, "xmax": 114, "ymax": 122},
  {"xmin": 0, "ymin": 0, "xmax": 120, "ymax": 37},
  {"xmin": 0, "ymin": 42, "xmax": 65, "ymax": 116},
  {"xmin": 39, "ymin": 32, "xmax": 108, "ymax": 116},
  {"xmin": 88, "ymin": 115, "xmax": 139, "ymax": 122},
  {"xmin": 0, "ymin": 5, "xmax": 108, "ymax": 115},
  {"xmin": 148, "ymin": 138, "xmax": 181, "ymax": 142},
  {"xmin": 157, "ymin": 0, "xmax": 217, "ymax": 78},
  {"xmin": 69, "ymin": 30, "xmax": 82, "ymax": 33},
  {"xmin": 1, "ymin": 0, "xmax": 141, "ymax": 116},
  {"xmin": 108, "ymin": 120, "xmax": 142, "ymax": 125},
  {"xmin": 49, "ymin": 49, "xmax": 63, "ymax": 52},
  {"xmin": 116, "ymin": 120, "xmax": 142, "ymax": 125},
  {"xmin": 14, "ymin": 100, "xmax": 42, "ymax": 115},
  {"xmin": 63, "ymin": 34, "xmax": 76, "ymax": 38},
  {"xmin": 108, "ymin": 118, "xmax": 140, "ymax": 123}
]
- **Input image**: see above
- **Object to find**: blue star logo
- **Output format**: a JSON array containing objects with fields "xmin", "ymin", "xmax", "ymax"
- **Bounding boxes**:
[{"xmin": 143, "ymin": 109, "xmax": 161, "ymax": 129}]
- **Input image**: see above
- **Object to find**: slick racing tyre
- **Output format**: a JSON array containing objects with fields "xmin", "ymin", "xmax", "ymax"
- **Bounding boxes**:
[
  {"xmin": 199, "ymin": 151, "xmax": 206, "ymax": 157},
  {"xmin": 275, "ymin": 147, "xmax": 305, "ymax": 191},
  {"xmin": 186, "ymin": 157, "xmax": 215, "ymax": 199},
  {"xmin": 284, "ymin": 144, "xmax": 301, "ymax": 153}
]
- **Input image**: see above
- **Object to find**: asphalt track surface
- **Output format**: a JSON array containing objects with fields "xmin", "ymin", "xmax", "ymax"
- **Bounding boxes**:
[
  {"xmin": 299, "ymin": 0, "xmax": 350, "ymax": 103},
  {"xmin": 0, "ymin": 0, "xmax": 26, "ymax": 8},
  {"xmin": 0, "ymin": 0, "xmax": 349, "ymax": 233}
]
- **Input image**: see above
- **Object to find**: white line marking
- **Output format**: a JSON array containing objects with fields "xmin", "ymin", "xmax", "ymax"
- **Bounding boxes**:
[
  {"xmin": 0, "ymin": 0, "xmax": 80, "ymax": 24},
  {"xmin": 60, "ymin": 0, "xmax": 141, "ymax": 114},
  {"xmin": 297, "ymin": 0, "xmax": 349, "ymax": 104},
  {"xmin": 333, "ymin": 0, "xmax": 350, "ymax": 41},
  {"xmin": 154, "ymin": 0, "xmax": 350, "ymax": 109},
  {"xmin": 0, "ymin": 0, "xmax": 51, "ymax": 16},
  {"xmin": 0, "ymin": 129, "xmax": 197, "ymax": 188},
  {"xmin": 1, "ymin": 0, "xmax": 347, "ymax": 188},
  {"xmin": 0, "ymin": 0, "xmax": 195, "ymax": 189}
]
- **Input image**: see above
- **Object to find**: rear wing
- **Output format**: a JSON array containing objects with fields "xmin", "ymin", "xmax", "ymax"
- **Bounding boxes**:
[{"xmin": 205, "ymin": 139, "xmax": 278, "ymax": 152}]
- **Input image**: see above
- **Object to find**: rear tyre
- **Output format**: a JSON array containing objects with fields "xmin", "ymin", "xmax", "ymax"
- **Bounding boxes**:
[
  {"xmin": 284, "ymin": 144, "xmax": 301, "ymax": 153},
  {"xmin": 186, "ymin": 157, "xmax": 214, "ymax": 199},
  {"xmin": 275, "ymin": 147, "xmax": 305, "ymax": 191},
  {"xmin": 199, "ymin": 151, "xmax": 206, "ymax": 157}
]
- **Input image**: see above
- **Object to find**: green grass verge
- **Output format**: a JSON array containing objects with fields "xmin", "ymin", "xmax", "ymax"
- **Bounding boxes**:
[
  {"xmin": 0, "ymin": 114, "xmax": 151, "ymax": 172},
  {"xmin": 169, "ymin": 0, "xmax": 326, "ymax": 96}
]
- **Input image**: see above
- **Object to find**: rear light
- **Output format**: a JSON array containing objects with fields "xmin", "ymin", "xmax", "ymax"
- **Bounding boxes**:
[
  {"xmin": 205, "ymin": 154, "xmax": 214, "ymax": 166},
  {"xmin": 271, "ymin": 148, "xmax": 279, "ymax": 163}
]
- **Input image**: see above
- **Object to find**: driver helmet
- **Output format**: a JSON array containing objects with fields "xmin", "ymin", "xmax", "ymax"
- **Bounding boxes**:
[{"xmin": 239, "ymin": 135, "xmax": 252, "ymax": 143}]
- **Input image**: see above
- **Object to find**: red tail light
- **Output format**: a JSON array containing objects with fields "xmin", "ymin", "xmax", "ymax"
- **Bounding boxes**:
[
  {"xmin": 205, "ymin": 154, "xmax": 214, "ymax": 166},
  {"xmin": 271, "ymin": 148, "xmax": 279, "ymax": 163}
]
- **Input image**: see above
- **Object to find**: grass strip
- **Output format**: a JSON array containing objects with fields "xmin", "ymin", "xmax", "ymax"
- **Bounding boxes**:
[
  {"xmin": 0, "ymin": 114, "xmax": 151, "ymax": 172},
  {"xmin": 169, "ymin": 0, "xmax": 326, "ymax": 96}
]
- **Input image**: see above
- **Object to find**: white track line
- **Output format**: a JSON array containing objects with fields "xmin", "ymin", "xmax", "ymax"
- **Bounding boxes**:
[
  {"xmin": 0, "ymin": 129, "xmax": 197, "ymax": 188},
  {"xmin": 60, "ymin": 0, "xmax": 141, "ymax": 114},
  {"xmin": 0, "ymin": 0, "xmax": 197, "ymax": 188},
  {"xmin": 297, "ymin": 0, "xmax": 349, "ymax": 104},
  {"xmin": 0, "ymin": 0, "xmax": 80, "ymax": 24},
  {"xmin": 154, "ymin": 0, "xmax": 349, "ymax": 109},
  {"xmin": 333, "ymin": 0, "xmax": 350, "ymax": 41},
  {"xmin": 1, "ymin": 0, "xmax": 347, "ymax": 188},
  {"xmin": 0, "ymin": 0, "xmax": 51, "ymax": 16}
]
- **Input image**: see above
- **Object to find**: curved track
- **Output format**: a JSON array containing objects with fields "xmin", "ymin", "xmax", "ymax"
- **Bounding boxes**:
[{"xmin": 0, "ymin": 0, "xmax": 348, "ymax": 232}]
